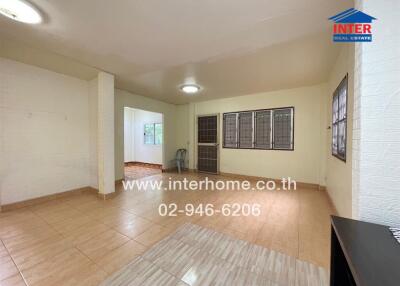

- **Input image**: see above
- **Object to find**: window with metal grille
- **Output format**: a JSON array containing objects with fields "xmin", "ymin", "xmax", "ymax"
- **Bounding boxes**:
[
  {"xmin": 223, "ymin": 113, "xmax": 238, "ymax": 147},
  {"xmin": 255, "ymin": 110, "xmax": 272, "ymax": 149},
  {"xmin": 222, "ymin": 107, "xmax": 294, "ymax": 150},
  {"xmin": 332, "ymin": 74, "xmax": 347, "ymax": 161},
  {"xmin": 273, "ymin": 108, "xmax": 293, "ymax": 150},
  {"xmin": 238, "ymin": 112, "xmax": 253, "ymax": 148}
]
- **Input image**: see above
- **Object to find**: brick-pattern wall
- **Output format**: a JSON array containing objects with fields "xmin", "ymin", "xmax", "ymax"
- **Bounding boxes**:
[
  {"xmin": 353, "ymin": 0, "xmax": 400, "ymax": 225},
  {"xmin": 0, "ymin": 58, "xmax": 91, "ymax": 204}
]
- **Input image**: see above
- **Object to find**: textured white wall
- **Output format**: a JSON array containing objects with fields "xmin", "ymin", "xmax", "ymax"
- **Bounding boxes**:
[
  {"xmin": 0, "ymin": 58, "xmax": 91, "ymax": 204},
  {"xmin": 353, "ymin": 0, "xmax": 400, "ymax": 225}
]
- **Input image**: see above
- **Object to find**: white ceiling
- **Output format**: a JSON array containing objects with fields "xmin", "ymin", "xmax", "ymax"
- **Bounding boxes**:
[{"xmin": 0, "ymin": 0, "xmax": 349, "ymax": 104}]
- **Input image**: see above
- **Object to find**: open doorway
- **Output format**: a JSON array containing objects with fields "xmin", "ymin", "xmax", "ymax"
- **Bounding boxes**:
[{"xmin": 123, "ymin": 107, "xmax": 163, "ymax": 180}]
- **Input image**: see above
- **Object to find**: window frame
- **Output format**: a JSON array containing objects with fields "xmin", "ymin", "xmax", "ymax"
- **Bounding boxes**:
[
  {"xmin": 254, "ymin": 110, "xmax": 273, "ymax": 150},
  {"xmin": 238, "ymin": 111, "xmax": 254, "ymax": 149},
  {"xmin": 144, "ymin": 123, "xmax": 163, "ymax": 145},
  {"xmin": 222, "ymin": 113, "xmax": 239, "ymax": 148},
  {"xmin": 222, "ymin": 106, "xmax": 295, "ymax": 151},
  {"xmin": 331, "ymin": 74, "xmax": 348, "ymax": 162}
]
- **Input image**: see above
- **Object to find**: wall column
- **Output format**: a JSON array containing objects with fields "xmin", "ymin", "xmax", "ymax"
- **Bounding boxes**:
[{"xmin": 97, "ymin": 72, "xmax": 115, "ymax": 197}]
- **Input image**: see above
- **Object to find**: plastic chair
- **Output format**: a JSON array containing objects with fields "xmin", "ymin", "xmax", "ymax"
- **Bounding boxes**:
[{"xmin": 175, "ymin": 149, "xmax": 187, "ymax": 173}]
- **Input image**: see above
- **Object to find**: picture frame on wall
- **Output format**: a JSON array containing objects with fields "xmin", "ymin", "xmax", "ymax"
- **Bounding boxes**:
[{"xmin": 332, "ymin": 74, "xmax": 348, "ymax": 162}]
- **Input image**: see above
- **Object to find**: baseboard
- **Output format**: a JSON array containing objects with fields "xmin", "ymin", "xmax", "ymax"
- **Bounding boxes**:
[
  {"xmin": 219, "ymin": 171, "xmax": 323, "ymax": 190},
  {"xmin": 325, "ymin": 188, "xmax": 339, "ymax": 215},
  {"xmin": 93, "ymin": 179, "xmax": 124, "ymax": 201},
  {"xmin": 1, "ymin": 179, "xmax": 125, "ymax": 212},
  {"xmin": 1, "ymin": 186, "xmax": 97, "ymax": 212},
  {"xmin": 97, "ymin": 192, "xmax": 118, "ymax": 200},
  {"xmin": 124, "ymin": 161, "xmax": 162, "ymax": 169},
  {"xmin": 162, "ymin": 168, "xmax": 195, "ymax": 173}
]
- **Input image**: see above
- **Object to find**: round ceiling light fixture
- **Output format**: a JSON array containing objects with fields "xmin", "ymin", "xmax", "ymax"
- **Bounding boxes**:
[
  {"xmin": 180, "ymin": 84, "xmax": 201, "ymax": 94},
  {"xmin": 0, "ymin": 0, "xmax": 42, "ymax": 24}
]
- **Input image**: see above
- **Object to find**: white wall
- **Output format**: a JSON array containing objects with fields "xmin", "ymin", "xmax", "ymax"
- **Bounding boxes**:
[
  {"xmin": 175, "ymin": 104, "xmax": 191, "ymax": 168},
  {"xmin": 0, "ymin": 58, "xmax": 91, "ymax": 204},
  {"xmin": 177, "ymin": 84, "xmax": 328, "ymax": 185},
  {"xmin": 326, "ymin": 45, "xmax": 355, "ymax": 218},
  {"xmin": 124, "ymin": 107, "xmax": 135, "ymax": 162},
  {"xmin": 352, "ymin": 0, "xmax": 400, "ymax": 225},
  {"xmin": 115, "ymin": 89, "xmax": 177, "ymax": 180}
]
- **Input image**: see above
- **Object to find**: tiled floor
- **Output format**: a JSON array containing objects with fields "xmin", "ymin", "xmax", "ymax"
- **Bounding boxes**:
[
  {"xmin": 124, "ymin": 165, "xmax": 162, "ymax": 180},
  {"xmin": 101, "ymin": 224, "xmax": 329, "ymax": 286},
  {"xmin": 0, "ymin": 172, "xmax": 334, "ymax": 286}
]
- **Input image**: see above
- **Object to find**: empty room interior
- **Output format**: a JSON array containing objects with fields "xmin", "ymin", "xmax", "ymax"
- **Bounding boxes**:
[{"xmin": 0, "ymin": 1, "xmax": 399, "ymax": 286}]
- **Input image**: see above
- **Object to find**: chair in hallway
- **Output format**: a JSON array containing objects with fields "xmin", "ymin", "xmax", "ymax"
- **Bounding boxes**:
[{"xmin": 174, "ymin": 149, "xmax": 187, "ymax": 173}]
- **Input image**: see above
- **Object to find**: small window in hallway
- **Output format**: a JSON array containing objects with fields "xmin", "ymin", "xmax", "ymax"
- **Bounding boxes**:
[
  {"xmin": 332, "ymin": 74, "xmax": 348, "ymax": 161},
  {"xmin": 144, "ymin": 123, "xmax": 163, "ymax": 145}
]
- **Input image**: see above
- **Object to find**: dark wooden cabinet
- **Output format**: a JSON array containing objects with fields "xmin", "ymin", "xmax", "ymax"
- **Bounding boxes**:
[{"xmin": 330, "ymin": 216, "xmax": 400, "ymax": 286}]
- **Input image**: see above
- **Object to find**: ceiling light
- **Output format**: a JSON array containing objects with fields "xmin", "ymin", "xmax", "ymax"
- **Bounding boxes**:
[
  {"xmin": 180, "ymin": 84, "xmax": 200, "ymax": 94},
  {"xmin": 0, "ymin": 0, "xmax": 42, "ymax": 24}
]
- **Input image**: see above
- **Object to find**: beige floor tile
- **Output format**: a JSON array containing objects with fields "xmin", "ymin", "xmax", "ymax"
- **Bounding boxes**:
[
  {"xmin": 0, "ymin": 274, "xmax": 26, "ymax": 286},
  {"xmin": 0, "ymin": 171, "xmax": 334, "ymax": 285},
  {"xmin": 11, "ymin": 237, "xmax": 75, "ymax": 271},
  {"xmin": 219, "ymin": 227, "xmax": 258, "ymax": 243},
  {"xmin": 112, "ymin": 217, "xmax": 154, "ymax": 239},
  {"xmin": 134, "ymin": 224, "xmax": 174, "ymax": 247},
  {"xmin": 21, "ymin": 248, "xmax": 105, "ymax": 286},
  {"xmin": 62, "ymin": 222, "xmax": 109, "ymax": 246},
  {"xmin": 0, "ymin": 244, "xmax": 19, "ymax": 281},
  {"xmin": 36, "ymin": 208, "xmax": 83, "ymax": 225},
  {"xmin": 76, "ymin": 229, "xmax": 130, "ymax": 261},
  {"xmin": 96, "ymin": 240, "xmax": 146, "ymax": 274},
  {"xmin": 0, "ymin": 218, "xmax": 49, "ymax": 240},
  {"xmin": 50, "ymin": 215, "xmax": 95, "ymax": 234},
  {"xmin": 2, "ymin": 227, "xmax": 61, "ymax": 254}
]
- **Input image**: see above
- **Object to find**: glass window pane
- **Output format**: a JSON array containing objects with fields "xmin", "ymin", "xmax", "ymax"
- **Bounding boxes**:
[
  {"xmin": 255, "ymin": 110, "xmax": 272, "ymax": 149},
  {"xmin": 338, "ymin": 85, "xmax": 347, "ymax": 120},
  {"xmin": 332, "ymin": 75, "xmax": 347, "ymax": 161},
  {"xmin": 332, "ymin": 93, "xmax": 339, "ymax": 123},
  {"xmin": 144, "ymin": 123, "xmax": 155, "ymax": 144},
  {"xmin": 338, "ymin": 120, "xmax": 346, "ymax": 159},
  {"xmin": 155, "ymin": 123, "xmax": 163, "ymax": 145},
  {"xmin": 223, "ymin": 113, "xmax": 238, "ymax": 148},
  {"xmin": 332, "ymin": 123, "xmax": 338, "ymax": 155},
  {"xmin": 273, "ymin": 108, "xmax": 293, "ymax": 149},
  {"xmin": 238, "ymin": 112, "xmax": 253, "ymax": 148}
]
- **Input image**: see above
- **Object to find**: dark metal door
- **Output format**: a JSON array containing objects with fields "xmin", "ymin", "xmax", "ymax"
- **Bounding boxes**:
[{"xmin": 197, "ymin": 115, "xmax": 219, "ymax": 174}]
